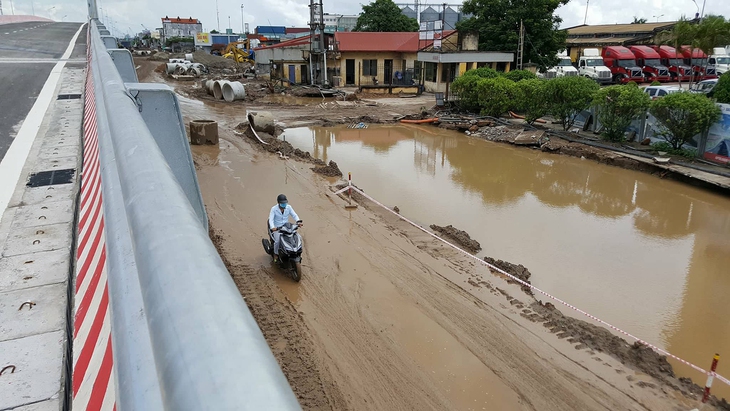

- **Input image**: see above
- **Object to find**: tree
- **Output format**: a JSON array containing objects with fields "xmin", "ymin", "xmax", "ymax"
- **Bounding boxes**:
[
  {"xmin": 354, "ymin": 0, "xmax": 418, "ymax": 32},
  {"xmin": 592, "ymin": 84, "xmax": 651, "ymax": 142},
  {"xmin": 458, "ymin": 0, "xmax": 569, "ymax": 70},
  {"xmin": 502, "ymin": 69, "xmax": 537, "ymax": 82},
  {"xmin": 475, "ymin": 77, "xmax": 516, "ymax": 117},
  {"xmin": 514, "ymin": 79, "xmax": 548, "ymax": 124},
  {"xmin": 632, "ymin": 17, "xmax": 648, "ymax": 24},
  {"xmin": 451, "ymin": 75, "xmax": 483, "ymax": 111},
  {"xmin": 694, "ymin": 15, "xmax": 730, "ymax": 78},
  {"xmin": 714, "ymin": 72, "xmax": 730, "ymax": 104},
  {"xmin": 649, "ymin": 92, "xmax": 722, "ymax": 150},
  {"xmin": 463, "ymin": 67, "xmax": 500, "ymax": 79},
  {"xmin": 210, "ymin": 29, "xmax": 220, "ymax": 34},
  {"xmin": 544, "ymin": 76, "xmax": 599, "ymax": 130}
]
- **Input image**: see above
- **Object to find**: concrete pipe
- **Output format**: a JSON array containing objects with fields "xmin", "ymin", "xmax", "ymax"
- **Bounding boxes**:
[
  {"xmin": 169, "ymin": 58, "xmax": 183, "ymax": 63},
  {"xmin": 174, "ymin": 65, "xmax": 188, "ymax": 75},
  {"xmin": 247, "ymin": 111, "xmax": 275, "ymax": 134},
  {"xmin": 205, "ymin": 80, "xmax": 215, "ymax": 95},
  {"xmin": 222, "ymin": 81, "xmax": 246, "ymax": 102},
  {"xmin": 188, "ymin": 67, "xmax": 202, "ymax": 77},
  {"xmin": 185, "ymin": 53, "xmax": 194, "ymax": 62},
  {"xmin": 189, "ymin": 120, "xmax": 219, "ymax": 145},
  {"xmin": 166, "ymin": 63, "xmax": 180, "ymax": 74},
  {"xmin": 213, "ymin": 80, "xmax": 230, "ymax": 100}
]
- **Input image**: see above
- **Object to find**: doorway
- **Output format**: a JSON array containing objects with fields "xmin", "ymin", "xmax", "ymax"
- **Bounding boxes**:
[{"xmin": 345, "ymin": 59, "xmax": 355, "ymax": 85}]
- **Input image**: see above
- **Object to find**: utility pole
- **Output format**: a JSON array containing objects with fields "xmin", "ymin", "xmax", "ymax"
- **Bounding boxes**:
[
  {"xmin": 216, "ymin": 0, "xmax": 220, "ymax": 31},
  {"xmin": 0, "ymin": 1, "xmax": 3, "ymax": 16},
  {"xmin": 583, "ymin": 0, "xmax": 589, "ymax": 25},
  {"xmin": 240, "ymin": 4, "xmax": 244, "ymax": 34},
  {"xmin": 517, "ymin": 20, "xmax": 524, "ymax": 70}
]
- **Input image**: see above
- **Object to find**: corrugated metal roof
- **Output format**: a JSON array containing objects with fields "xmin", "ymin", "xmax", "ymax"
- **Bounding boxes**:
[
  {"xmin": 566, "ymin": 36, "xmax": 642, "ymax": 45},
  {"xmin": 334, "ymin": 31, "xmax": 455, "ymax": 52},
  {"xmin": 255, "ymin": 35, "xmax": 311, "ymax": 50},
  {"xmin": 567, "ymin": 22, "xmax": 676, "ymax": 36}
]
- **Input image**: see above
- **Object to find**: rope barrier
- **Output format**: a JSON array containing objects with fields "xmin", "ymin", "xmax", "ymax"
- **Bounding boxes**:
[{"xmin": 338, "ymin": 183, "xmax": 729, "ymax": 389}]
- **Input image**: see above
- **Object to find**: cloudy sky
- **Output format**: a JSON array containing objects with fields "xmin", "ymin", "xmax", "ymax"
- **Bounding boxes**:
[{"xmin": 2, "ymin": 0, "xmax": 729, "ymax": 37}]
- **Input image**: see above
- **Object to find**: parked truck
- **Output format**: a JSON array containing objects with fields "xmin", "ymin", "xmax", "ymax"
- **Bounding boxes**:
[
  {"xmin": 577, "ymin": 48, "xmax": 612, "ymax": 84},
  {"xmin": 539, "ymin": 51, "xmax": 579, "ymax": 79},
  {"xmin": 708, "ymin": 47, "xmax": 730, "ymax": 76},
  {"xmin": 651, "ymin": 45, "xmax": 692, "ymax": 82},
  {"xmin": 602, "ymin": 46, "xmax": 645, "ymax": 84},
  {"xmin": 628, "ymin": 45, "xmax": 671, "ymax": 83},
  {"xmin": 680, "ymin": 46, "xmax": 717, "ymax": 80}
]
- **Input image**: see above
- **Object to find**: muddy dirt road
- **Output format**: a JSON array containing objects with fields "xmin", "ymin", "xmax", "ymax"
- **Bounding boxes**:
[{"xmin": 136, "ymin": 60, "xmax": 717, "ymax": 410}]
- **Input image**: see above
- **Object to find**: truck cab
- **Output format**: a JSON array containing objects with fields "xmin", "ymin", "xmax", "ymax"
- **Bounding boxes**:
[
  {"xmin": 602, "ymin": 46, "xmax": 645, "ymax": 84},
  {"xmin": 708, "ymin": 47, "xmax": 730, "ymax": 77},
  {"xmin": 578, "ymin": 48, "xmax": 612, "ymax": 84},
  {"xmin": 539, "ymin": 53, "xmax": 578, "ymax": 79},
  {"xmin": 680, "ymin": 46, "xmax": 717, "ymax": 80},
  {"xmin": 651, "ymin": 45, "xmax": 692, "ymax": 82},
  {"xmin": 628, "ymin": 45, "xmax": 671, "ymax": 83}
]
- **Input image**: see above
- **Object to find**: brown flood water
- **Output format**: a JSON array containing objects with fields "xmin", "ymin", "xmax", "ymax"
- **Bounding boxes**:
[{"xmin": 282, "ymin": 124, "xmax": 730, "ymax": 396}]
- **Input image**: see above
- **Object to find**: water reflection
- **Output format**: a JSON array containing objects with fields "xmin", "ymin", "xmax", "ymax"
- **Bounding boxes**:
[{"xmin": 284, "ymin": 124, "xmax": 730, "ymax": 395}]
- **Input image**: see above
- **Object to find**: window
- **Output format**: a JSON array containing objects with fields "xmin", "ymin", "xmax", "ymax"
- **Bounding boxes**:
[
  {"xmin": 362, "ymin": 59, "xmax": 378, "ymax": 76},
  {"xmin": 425, "ymin": 62, "xmax": 437, "ymax": 82},
  {"xmin": 441, "ymin": 63, "xmax": 457, "ymax": 83}
]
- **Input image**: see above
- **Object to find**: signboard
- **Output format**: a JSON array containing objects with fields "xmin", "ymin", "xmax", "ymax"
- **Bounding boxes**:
[
  {"xmin": 704, "ymin": 103, "xmax": 730, "ymax": 164},
  {"xmin": 195, "ymin": 32, "xmax": 211, "ymax": 46}
]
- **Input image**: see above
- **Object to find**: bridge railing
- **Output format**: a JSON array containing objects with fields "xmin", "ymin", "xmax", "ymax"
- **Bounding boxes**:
[{"xmin": 88, "ymin": 20, "xmax": 300, "ymax": 410}]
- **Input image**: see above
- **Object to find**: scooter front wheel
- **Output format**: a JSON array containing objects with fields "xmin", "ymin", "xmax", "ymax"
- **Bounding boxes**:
[{"xmin": 291, "ymin": 262, "xmax": 302, "ymax": 282}]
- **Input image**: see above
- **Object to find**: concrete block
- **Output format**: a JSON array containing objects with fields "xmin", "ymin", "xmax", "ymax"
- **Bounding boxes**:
[
  {"xmin": 2, "ymin": 222, "xmax": 73, "ymax": 257},
  {"xmin": 11, "ymin": 200, "xmax": 75, "ymax": 229},
  {"xmin": 10, "ymin": 398, "xmax": 62, "ymax": 411},
  {"xmin": 38, "ymin": 144, "xmax": 79, "ymax": 159},
  {"xmin": 21, "ymin": 183, "xmax": 77, "ymax": 206},
  {"xmin": 0, "ymin": 283, "xmax": 67, "ymax": 342},
  {"xmin": 0, "ymin": 250, "xmax": 70, "ymax": 292},
  {"xmin": 0, "ymin": 331, "xmax": 65, "ymax": 410},
  {"xmin": 189, "ymin": 120, "xmax": 219, "ymax": 145}
]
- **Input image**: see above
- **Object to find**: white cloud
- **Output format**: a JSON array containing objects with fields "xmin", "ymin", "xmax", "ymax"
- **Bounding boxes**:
[{"xmin": 3, "ymin": 0, "xmax": 729, "ymax": 38}]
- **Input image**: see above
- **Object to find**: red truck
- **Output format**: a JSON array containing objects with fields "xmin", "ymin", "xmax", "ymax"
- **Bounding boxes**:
[
  {"xmin": 602, "ymin": 46, "xmax": 645, "ymax": 84},
  {"xmin": 628, "ymin": 45, "xmax": 671, "ymax": 82},
  {"xmin": 651, "ymin": 45, "xmax": 692, "ymax": 82},
  {"xmin": 680, "ymin": 46, "xmax": 718, "ymax": 80}
]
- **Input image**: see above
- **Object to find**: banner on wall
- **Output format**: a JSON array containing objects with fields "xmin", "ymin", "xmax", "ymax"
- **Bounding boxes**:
[
  {"xmin": 704, "ymin": 103, "xmax": 730, "ymax": 164},
  {"xmin": 195, "ymin": 32, "xmax": 211, "ymax": 46}
]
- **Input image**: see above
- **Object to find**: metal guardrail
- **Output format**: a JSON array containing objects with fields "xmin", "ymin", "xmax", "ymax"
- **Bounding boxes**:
[{"xmin": 88, "ymin": 20, "xmax": 300, "ymax": 410}]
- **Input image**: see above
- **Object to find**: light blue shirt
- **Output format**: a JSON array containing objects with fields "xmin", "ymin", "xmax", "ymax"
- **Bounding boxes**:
[{"xmin": 269, "ymin": 204, "xmax": 300, "ymax": 229}]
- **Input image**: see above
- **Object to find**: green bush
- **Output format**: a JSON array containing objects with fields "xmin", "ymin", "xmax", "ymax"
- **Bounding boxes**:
[
  {"xmin": 514, "ymin": 79, "xmax": 548, "ymax": 124},
  {"xmin": 650, "ymin": 80, "xmax": 662, "ymax": 86},
  {"xmin": 476, "ymin": 77, "xmax": 517, "ymax": 117},
  {"xmin": 592, "ymin": 85, "xmax": 651, "ymax": 142},
  {"xmin": 462, "ymin": 67, "xmax": 500, "ymax": 79},
  {"xmin": 451, "ymin": 75, "xmax": 483, "ymax": 112},
  {"xmin": 649, "ymin": 91, "xmax": 722, "ymax": 150},
  {"xmin": 651, "ymin": 141, "xmax": 698, "ymax": 158},
  {"xmin": 502, "ymin": 69, "xmax": 537, "ymax": 82},
  {"xmin": 714, "ymin": 72, "xmax": 730, "ymax": 104},
  {"xmin": 544, "ymin": 76, "xmax": 600, "ymax": 130}
]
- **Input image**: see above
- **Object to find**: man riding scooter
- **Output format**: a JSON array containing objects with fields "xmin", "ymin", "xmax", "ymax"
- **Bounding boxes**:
[{"xmin": 268, "ymin": 194, "xmax": 302, "ymax": 263}]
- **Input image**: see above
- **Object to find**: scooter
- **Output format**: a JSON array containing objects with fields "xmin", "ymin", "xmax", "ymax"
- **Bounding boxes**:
[{"xmin": 262, "ymin": 221, "xmax": 303, "ymax": 282}]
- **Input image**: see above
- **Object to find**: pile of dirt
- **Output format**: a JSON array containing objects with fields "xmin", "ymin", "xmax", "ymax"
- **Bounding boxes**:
[
  {"xmin": 312, "ymin": 160, "xmax": 343, "ymax": 177},
  {"xmin": 483, "ymin": 257, "xmax": 533, "ymax": 295},
  {"xmin": 429, "ymin": 224, "xmax": 481, "ymax": 253},
  {"xmin": 192, "ymin": 51, "xmax": 238, "ymax": 69},
  {"xmin": 238, "ymin": 125, "xmax": 329, "ymax": 168}
]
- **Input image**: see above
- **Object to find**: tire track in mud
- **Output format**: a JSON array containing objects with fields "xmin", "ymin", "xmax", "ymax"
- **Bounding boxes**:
[{"xmin": 210, "ymin": 228, "xmax": 348, "ymax": 410}]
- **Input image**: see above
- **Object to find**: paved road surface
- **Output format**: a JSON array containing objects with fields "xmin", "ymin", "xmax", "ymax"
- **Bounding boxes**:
[{"xmin": 0, "ymin": 22, "xmax": 86, "ymax": 162}]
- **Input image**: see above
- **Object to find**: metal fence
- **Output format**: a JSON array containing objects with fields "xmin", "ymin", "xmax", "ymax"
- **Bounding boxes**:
[{"xmin": 87, "ymin": 19, "xmax": 300, "ymax": 410}]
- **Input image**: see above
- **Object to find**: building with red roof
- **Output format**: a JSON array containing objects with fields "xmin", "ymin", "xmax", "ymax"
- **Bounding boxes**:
[{"xmin": 160, "ymin": 15, "xmax": 203, "ymax": 44}]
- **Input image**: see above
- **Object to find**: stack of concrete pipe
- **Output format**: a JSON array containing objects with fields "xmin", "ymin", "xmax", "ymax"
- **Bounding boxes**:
[
  {"xmin": 205, "ymin": 80, "xmax": 246, "ymax": 102},
  {"xmin": 166, "ymin": 60, "xmax": 207, "ymax": 77}
]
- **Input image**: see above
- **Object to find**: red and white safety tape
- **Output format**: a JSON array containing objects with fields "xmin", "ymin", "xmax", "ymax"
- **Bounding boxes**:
[
  {"xmin": 72, "ymin": 27, "xmax": 115, "ymax": 411},
  {"xmin": 340, "ymin": 184, "xmax": 730, "ymax": 389}
]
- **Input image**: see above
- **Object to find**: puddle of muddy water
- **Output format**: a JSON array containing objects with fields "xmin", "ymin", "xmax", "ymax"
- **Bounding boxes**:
[{"xmin": 282, "ymin": 124, "xmax": 730, "ymax": 397}]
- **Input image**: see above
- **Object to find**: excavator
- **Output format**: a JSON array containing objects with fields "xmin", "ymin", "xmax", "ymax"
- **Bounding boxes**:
[{"xmin": 219, "ymin": 40, "xmax": 255, "ymax": 64}]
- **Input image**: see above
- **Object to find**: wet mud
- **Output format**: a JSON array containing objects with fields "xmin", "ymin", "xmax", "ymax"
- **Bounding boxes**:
[{"xmin": 429, "ymin": 224, "xmax": 481, "ymax": 253}]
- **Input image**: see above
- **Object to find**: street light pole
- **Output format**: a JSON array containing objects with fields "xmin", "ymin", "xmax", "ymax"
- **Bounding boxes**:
[{"xmin": 240, "ymin": 4, "xmax": 244, "ymax": 35}]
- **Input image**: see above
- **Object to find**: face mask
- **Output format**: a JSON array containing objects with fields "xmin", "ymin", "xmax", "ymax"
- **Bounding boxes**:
[{"xmin": 279, "ymin": 203, "xmax": 287, "ymax": 209}]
